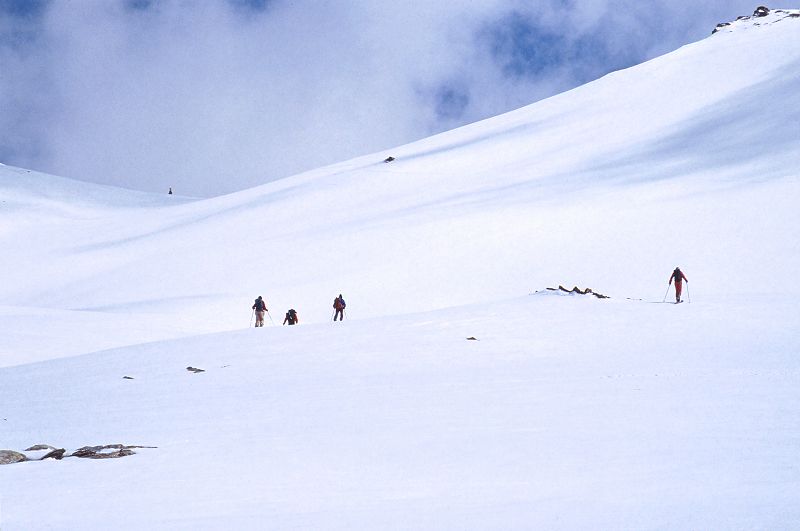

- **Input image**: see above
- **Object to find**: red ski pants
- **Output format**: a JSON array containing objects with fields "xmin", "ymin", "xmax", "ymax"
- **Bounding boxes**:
[{"xmin": 674, "ymin": 280, "xmax": 683, "ymax": 301}]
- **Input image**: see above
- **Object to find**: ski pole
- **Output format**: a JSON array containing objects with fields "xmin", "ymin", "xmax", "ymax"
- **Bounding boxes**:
[
  {"xmin": 266, "ymin": 310, "xmax": 274, "ymax": 325},
  {"xmin": 662, "ymin": 284, "xmax": 670, "ymax": 303},
  {"xmin": 249, "ymin": 308, "xmax": 254, "ymax": 328},
  {"xmin": 686, "ymin": 283, "xmax": 691, "ymax": 304}
]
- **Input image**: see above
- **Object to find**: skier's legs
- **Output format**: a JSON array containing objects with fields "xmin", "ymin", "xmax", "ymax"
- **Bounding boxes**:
[
  {"xmin": 675, "ymin": 281, "xmax": 683, "ymax": 302},
  {"xmin": 256, "ymin": 311, "xmax": 265, "ymax": 326}
]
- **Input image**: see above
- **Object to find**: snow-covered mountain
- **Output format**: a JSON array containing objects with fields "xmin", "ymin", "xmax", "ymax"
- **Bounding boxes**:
[{"xmin": 1, "ymin": 7, "xmax": 798, "ymax": 529}]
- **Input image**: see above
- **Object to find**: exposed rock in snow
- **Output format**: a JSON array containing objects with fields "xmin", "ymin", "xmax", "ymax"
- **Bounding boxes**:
[
  {"xmin": 71, "ymin": 445, "xmax": 137, "ymax": 459},
  {"xmin": 41, "ymin": 448, "xmax": 67, "ymax": 460},
  {"xmin": 712, "ymin": 22, "xmax": 731, "ymax": 33},
  {"xmin": 21, "ymin": 444, "xmax": 66, "ymax": 461},
  {"xmin": 546, "ymin": 286, "xmax": 610, "ymax": 299},
  {"xmin": 2, "ymin": 444, "xmax": 157, "ymax": 465},
  {"xmin": 25, "ymin": 444, "xmax": 56, "ymax": 451},
  {"xmin": 712, "ymin": 7, "xmax": 800, "ymax": 33},
  {"xmin": 0, "ymin": 450, "xmax": 28, "ymax": 465}
]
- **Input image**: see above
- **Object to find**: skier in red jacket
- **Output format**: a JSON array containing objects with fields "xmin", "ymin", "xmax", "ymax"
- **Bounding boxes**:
[{"xmin": 668, "ymin": 267, "xmax": 688, "ymax": 303}]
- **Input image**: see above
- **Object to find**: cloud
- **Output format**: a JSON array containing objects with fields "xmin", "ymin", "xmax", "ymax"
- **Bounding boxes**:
[{"xmin": 0, "ymin": 0, "xmax": 759, "ymax": 196}]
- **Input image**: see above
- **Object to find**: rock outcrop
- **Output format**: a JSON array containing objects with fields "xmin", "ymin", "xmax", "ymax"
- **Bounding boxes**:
[
  {"xmin": 712, "ymin": 22, "xmax": 731, "ymax": 33},
  {"xmin": 0, "ymin": 450, "xmax": 28, "ymax": 465},
  {"xmin": 71, "ymin": 445, "xmax": 137, "ymax": 459},
  {"xmin": 546, "ymin": 285, "xmax": 610, "ymax": 299},
  {"xmin": 1, "ymin": 444, "xmax": 156, "ymax": 465},
  {"xmin": 712, "ymin": 7, "xmax": 800, "ymax": 34},
  {"xmin": 42, "ymin": 448, "xmax": 67, "ymax": 460},
  {"xmin": 25, "ymin": 444, "xmax": 56, "ymax": 451}
]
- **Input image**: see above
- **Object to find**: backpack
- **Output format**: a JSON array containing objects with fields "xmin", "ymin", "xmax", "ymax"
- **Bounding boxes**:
[
  {"xmin": 286, "ymin": 309, "xmax": 297, "ymax": 324},
  {"xmin": 335, "ymin": 297, "xmax": 345, "ymax": 310},
  {"xmin": 254, "ymin": 299, "xmax": 266, "ymax": 311}
]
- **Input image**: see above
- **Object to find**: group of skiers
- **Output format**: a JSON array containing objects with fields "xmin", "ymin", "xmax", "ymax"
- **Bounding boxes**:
[
  {"xmin": 251, "ymin": 294, "xmax": 346, "ymax": 327},
  {"xmin": 251, "ymin": 268, "xmax": 687, "ymax": 328}
]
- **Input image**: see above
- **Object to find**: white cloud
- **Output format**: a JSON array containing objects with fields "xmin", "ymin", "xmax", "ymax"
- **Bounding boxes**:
[{"xmin": 0, "ymin": 0, "xmax": 759, "ymax": 196}]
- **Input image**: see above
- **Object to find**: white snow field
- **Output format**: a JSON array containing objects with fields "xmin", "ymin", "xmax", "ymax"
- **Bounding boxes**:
[{"xmin": 1, "ymin": 8, "xmax": 799, "ymax": 530}]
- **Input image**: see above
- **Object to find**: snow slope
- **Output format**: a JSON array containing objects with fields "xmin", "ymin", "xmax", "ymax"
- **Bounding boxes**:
[
  {"xmin": 2, "ymin": 294, "xmax": 798, "ymax": 529},
  {"xmin": 1, "ymin": 9, "xmax": 799, "ymax": 530}
]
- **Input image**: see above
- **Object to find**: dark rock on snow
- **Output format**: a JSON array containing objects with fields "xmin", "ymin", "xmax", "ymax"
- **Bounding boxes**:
[
  {"xmin": 25, "ymin": 444, "xmax": 57, "ymax": 451},
  {"xmin": 2, "ymin": 444, "xmax": 157, "ymax": 465},
  {"xmin": 186, "ymin": 366, "xmax": 205, "ymax": 373},
  {"xmin": 23, "ymin": 444, "xmax": 67, "ymax": 460},
  {"xmin": 69, "ymin": 444, "xmax": 154, "ymax": 459},
  {"xmin": 0, "ymin": 450, "xmax": 28, "ymax": 465},
  {"xmin": 546, "ymin": 285, "xmax": 610, "ymax": 299},
  {"xmin": 41, "ymin": 448, "xmax": 67, "ymax": 460},
  {"xmin": 712, "ymin": 22, "xmax": 731, "ymax": 34},
  {"xmin": 754, "ymin": 6, "xmax": 770, "ymax": 17},
  {"xmin": 72, "ymin": 445, "xmax": 137, "ymax": 459}
]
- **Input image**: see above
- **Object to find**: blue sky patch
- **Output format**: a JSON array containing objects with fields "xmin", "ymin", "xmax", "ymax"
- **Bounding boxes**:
[{"xmin": 0, "ymin": 0, "xmax": 49, "ymax": 18}]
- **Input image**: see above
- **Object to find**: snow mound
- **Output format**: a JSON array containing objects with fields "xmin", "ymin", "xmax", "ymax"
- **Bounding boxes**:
[{"xmin": 712, "ymin": 6, "xmax": 800, "ymax": 34}]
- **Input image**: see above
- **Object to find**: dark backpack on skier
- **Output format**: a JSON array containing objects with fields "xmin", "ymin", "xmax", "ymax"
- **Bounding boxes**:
[
  {"xmin": 254, "ymin": 298, "xmax": 266, "ymax": 312},
  {"xmin": 286, "ymin": 309, "xmax": 297, "ymax": 325}
]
